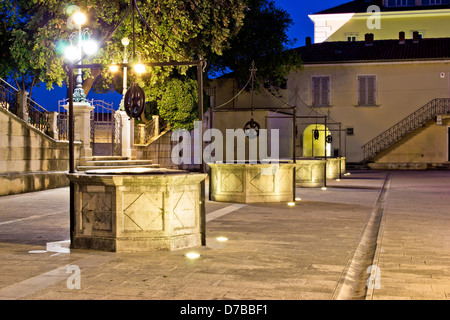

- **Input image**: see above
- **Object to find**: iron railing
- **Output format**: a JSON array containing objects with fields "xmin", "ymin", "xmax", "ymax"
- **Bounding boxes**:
[
  {"xmin": 27, "ymin": 97, "xmax": 49, "ymax": 133},
  {"xmin": 0, "ymin": 78, "xmax": 18, "ymax": 115},
  {"xmin": 362, "ymin": 98, "xmax": 450, "ymax": 161}
]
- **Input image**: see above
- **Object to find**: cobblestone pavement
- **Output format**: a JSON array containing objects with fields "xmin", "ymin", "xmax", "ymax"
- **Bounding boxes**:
[{"xmin": 0, "ymin": 170, "xmax": 449, "ymax": 301}]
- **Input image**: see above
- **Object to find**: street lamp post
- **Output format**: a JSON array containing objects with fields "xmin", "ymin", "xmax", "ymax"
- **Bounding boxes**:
[
  {"xmin": 65, "ymin": 11, "xmax": 98, "ymax": 102},
  {"xmin": 119, "ymin": 37, "xmax": 130, "ymax": 111}
]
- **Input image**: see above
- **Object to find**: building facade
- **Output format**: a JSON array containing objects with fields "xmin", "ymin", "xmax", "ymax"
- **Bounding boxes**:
[{"xmin": 210, "ymin": 0, "xmax": 450, "ymax": 167}]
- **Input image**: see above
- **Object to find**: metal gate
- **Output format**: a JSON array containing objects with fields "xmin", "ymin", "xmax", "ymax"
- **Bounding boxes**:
[{"xmin": 90, "ymin": 100, "xmax": 122, "ymax": 157}]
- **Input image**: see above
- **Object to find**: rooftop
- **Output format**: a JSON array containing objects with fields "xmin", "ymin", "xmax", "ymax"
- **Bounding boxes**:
[
  {"xmin": 314, "ymin": 0, "xmax": 450, "ymax": 15},
  {"xmin": 295, "ymin": 37, "xmax": 450, "ymax": 64}
]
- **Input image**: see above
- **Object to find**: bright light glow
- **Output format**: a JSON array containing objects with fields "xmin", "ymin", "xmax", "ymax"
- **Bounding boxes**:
[
  {"xmin": 287, "ymin": 202, "xmax": 295, "ymax": 206},
  {"xmin": 295, "ymin": 197, "xmax": 302, "ymax": 201},
  {"xmin": 64, "ymin": 45, "xmax": 79, "ymax": 62},
  {"xmin": 109, "ymin": 64, "xmax": 119, "ymax": 73},
  {"xmin": 321, "ymin": 187, "xmax": 327, "ymax": 191},
  {"xmin": 121, "ymin": 37, "xmax": 130, "ymax": 46},
  {"xmin": 344, "ymin": 173, "xmax": 351, "ymax": 176},
  {"xmin": 185, "ymin": 252, "xmax": 200, "ymax": 259},
  {"xmin": 134, "ymin": 63, "xmax": 146, "ymax": 74},
  {"xmin": 72, "ymin": 12, "xmax": 87, "ymax": 26},
  {"xmin": 82, "ymin": 39, "xmax": 98, "ymax": 56},
  {"xmin": 336, "ymin": 179, "xmax": 341, "ymax": 182},
  {"xmin": 216, "ymin": 237, "xmax": 228, "ymax": 242}
]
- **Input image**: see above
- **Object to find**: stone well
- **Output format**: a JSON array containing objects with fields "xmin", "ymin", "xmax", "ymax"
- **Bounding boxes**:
[
  {"xmin": 68, "ymin": 168, "xmax": 207, "ymax": 252},
  {"xmin": 208, "ymin": 162, "xmax": 295, "ymax": 203},
  {"xmin": 293, "ymin": 158, "xmax": 326, "ymax": 188},
  {"xmin": 326, "ymin": 157, "xmax": 346, "ymax": 179}
]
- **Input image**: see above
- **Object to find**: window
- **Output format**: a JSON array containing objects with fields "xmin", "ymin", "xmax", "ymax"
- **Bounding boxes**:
[
  {"xmin": 312, "ymin": 76, "xmax": 330, "ymax": 106},
  {"xmin": 423, "ymin": 0, "xmax": 443, "ymax": 4},
  {"xmin": 387, "ymin": 0, "xmax": 415, "ymax": 6},
  {"xmin": 346, "ymin": 33, "xmax": 358, "ymax": 42},
  {"xmin": 358, "ymin": 75, "xmax": 377, "ymax": 106}
]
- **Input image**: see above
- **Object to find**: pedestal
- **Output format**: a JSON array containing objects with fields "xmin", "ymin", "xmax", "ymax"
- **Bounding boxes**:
[{"xmin": 64, "ymin": 102, "xmax": 94, "ymax": 166}]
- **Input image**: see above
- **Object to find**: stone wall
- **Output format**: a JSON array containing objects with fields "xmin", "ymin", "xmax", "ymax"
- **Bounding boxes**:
[
  {"xmin": 135, "ymin": 130, "xmax": 179, "ymax": 169},
  {"xmin": 0, "ymin": 107, "xmax": 81, "ymax": 196}
]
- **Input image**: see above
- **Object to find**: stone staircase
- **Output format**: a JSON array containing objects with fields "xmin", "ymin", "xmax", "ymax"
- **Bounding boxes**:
[{"xmin": 77, "ymin": 156, "xmax": 160, "ymax": 171}]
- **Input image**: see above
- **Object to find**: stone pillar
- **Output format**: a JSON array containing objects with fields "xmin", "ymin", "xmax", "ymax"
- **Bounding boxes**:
[
  {"xmin": 64, "ymin": 102, "xmax": 94, "ymax": 166},
  {"xmin": 15, "ymin": 91, "xmax": 29, "ymax": 122},
  {"xmin": 47, "ymin": 111, "xmax": 59, "ymax": 140},
  {"xmin": 153, "ymin": 115, "xmax": 160, "ymax": 137},
  {"xmin": 117, "ymin": 110, "xmax": 132, "ymax": 159}
]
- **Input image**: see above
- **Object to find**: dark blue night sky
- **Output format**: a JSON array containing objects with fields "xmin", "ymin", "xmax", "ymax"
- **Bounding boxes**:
[{"xmin": 31, "ymin": 0, "xmax": 349, "ymax": 111}]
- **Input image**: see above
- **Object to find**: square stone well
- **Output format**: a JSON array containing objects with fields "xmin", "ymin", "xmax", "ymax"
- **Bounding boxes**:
[
  {"xmin": 68, "ymin": 168, "xmax": 207, "ymax": 252},
  {"xmin": 209, "ymin": 162, "xmax": 295, "ymax": 203}
]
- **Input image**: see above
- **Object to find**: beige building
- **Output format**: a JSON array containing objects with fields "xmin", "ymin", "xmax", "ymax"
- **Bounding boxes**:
[{"xmin": 210, "ymin": 0, "xmax": 450, "ymax": 167}]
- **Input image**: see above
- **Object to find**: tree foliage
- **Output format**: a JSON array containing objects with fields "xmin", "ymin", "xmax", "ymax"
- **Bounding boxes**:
[
  {"xmin": 157, "ymin": 77, "xmax": 198, "ymax": 131},
  {"xmin": 208, "ymin": 0, "xmax": 302, "ymax": 89},
  {"xmin": 0, "ymin": 0, "xmax": 246, "ymax": 101}
]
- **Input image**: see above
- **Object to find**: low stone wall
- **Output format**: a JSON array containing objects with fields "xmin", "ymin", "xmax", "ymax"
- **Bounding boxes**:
[
  {"xmin": 0, "ymin": 107, "xmax": 80, "ymax": 196},
  {"xmin": 135, "ymin": 130, "xmax": 179, "ymax": 169}
]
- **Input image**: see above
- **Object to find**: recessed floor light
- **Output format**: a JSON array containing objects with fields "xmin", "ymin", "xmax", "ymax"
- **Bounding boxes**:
[
  {"xmin": 216, "ymin": 237, "xmax": 228, "ymax": 242},
  {"xmin": 321, "ymin": 187, "xmax": 327, "ymax": 191},
  {"xmin": 185, "ymin": 252, "xmax": 200, "ymax": 259},
  {"xmin": 28, "ymin": 250, "xmax": 47, "ymax": 254},
  {"xmin": 295, "ymin": 197, "xmax": 302, "ymax": 201},
  {"xmin": 287, "ymin": 202, "xmax": 295, "ymax": 206}
]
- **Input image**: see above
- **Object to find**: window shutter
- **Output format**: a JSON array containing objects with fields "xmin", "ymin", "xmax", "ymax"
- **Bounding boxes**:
[
  {"xmin": 321, "ymin": 77, "xmax": 330, "ymax": 106},
  {"xmin": 312, "ymin": 76, "xmax": 330, "ymax": 106},
  {"xmin": 358, "ymin": 75, "xmax": 376, "ymax": 105},
  {"xmin": 312, "ymin": 77, "xmax": 321, "ymax": 106},
  {"xmin": 367, "ymin": 76, "xmax": 376, "ymax": 105},
  {"xmin": 358, "ymin": 76, "xmax": 366, "ymax": 105}
]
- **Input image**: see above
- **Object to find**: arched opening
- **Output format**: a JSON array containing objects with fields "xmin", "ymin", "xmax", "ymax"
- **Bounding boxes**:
[{"xmin": 303, "ymin": 124, "xmax": 331, "ymax": 157}]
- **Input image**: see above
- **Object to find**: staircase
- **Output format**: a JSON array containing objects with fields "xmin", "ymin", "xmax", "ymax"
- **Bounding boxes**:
[
  {"xmin": 77, "ymin": 156, "xmax": 159, "ymax": 171},
  {"xmin": 362, "ymin": 98, "xmax": 450, "ymax": 162}
]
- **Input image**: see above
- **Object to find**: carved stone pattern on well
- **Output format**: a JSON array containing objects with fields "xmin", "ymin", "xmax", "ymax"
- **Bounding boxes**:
[
  {"xmin": 249, "ymin": 172, "xmax": 275, "ymax": 193},
  {"xmin": 81, "ymin": 192, "xmax": 112, "ymax": 232},
  {"xmin": 172, "ymin": 190, "xmax": 197, "ymax": 230},
  {"xmin": 297, "ymin": 165, "xmax": 312, "ymax": 181},
  {"xmin": 122, "ymin": 192, "xmax": 163, "ymax": 232},
  {"xmin": 221, "ymin": 171, "xmax": 243, "ymax": 193}
]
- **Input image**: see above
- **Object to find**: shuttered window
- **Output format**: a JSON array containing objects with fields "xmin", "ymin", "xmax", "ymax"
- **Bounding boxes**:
[
  {"xmin": 358, "ymin": 75, "xmax": 377, "ymax": 106},
  {"xmin": 312, "ymin": 76, "xmax": 330, "ymax": 106}
]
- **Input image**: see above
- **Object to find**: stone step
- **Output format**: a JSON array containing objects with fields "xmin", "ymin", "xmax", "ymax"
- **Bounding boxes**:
[
  {"xmin": 84, "ymin": 159, "xmax": 154, "ymax": 167},
  {"xmin": 91, "ymin": 156, "xmax": 129, "ymax": 161},
  {"xmin": 77, "ymin": 164, "xmax": 160, "ymax": 171}
]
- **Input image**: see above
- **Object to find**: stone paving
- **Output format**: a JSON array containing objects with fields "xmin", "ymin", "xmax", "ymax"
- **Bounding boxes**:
[{"xmin": 0, "ymin": 170, "xmax": 449, "ymax": 301}]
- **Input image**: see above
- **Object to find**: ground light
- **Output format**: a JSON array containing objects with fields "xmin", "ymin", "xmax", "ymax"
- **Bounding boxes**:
[
  {"xmin": 216, "ymin": 237, "xmax": 228, "ymax": 242},
  {"xmin": 287, "ymin": 202, "xmax": 295, "ymax": 206},
  {"xmin": 295, "ymin": 197, "xmax": 302, "ymax": 201},
  {"xmin": 185, "ymin": 252, "xmax": 201, "ymax": 259},
  {"xmin": 321, "ymin": 187, "xmax": 327, "ymax": 190}
]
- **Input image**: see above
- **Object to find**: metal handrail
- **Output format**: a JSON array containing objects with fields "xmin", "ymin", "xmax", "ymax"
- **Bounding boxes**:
[
  {"xmin": 362, "ymin": 98, "xmax": 450, "ymax": 161},
  {"xmin": 27, "ymin": 97, "xmax": 49, "ymax": 133}
]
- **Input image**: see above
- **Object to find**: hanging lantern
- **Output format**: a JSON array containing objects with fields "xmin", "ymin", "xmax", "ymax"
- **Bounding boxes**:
[
  {"xmin": 124, "ymin": 82, "xmax": 145, "ymax": 119},
  {"xmin": 313, "ymin": 129, "xmax": 320, "ymax": 140},
  {"xmin": 326, "ymin": 135, "xmax": 333, "ymax": 144}
]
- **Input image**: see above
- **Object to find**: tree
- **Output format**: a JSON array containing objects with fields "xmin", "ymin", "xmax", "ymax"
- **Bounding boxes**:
[
  {"xmin": 0, "ymin": 0, "xmax": 247, "ymax": 106},
  {"xmin": 207, "ymin": 0, "xmax": 302, "ymax": 89},
  {"xmin": 157, "ymin": 76, "xmax": 198, "ymax": 131}
]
